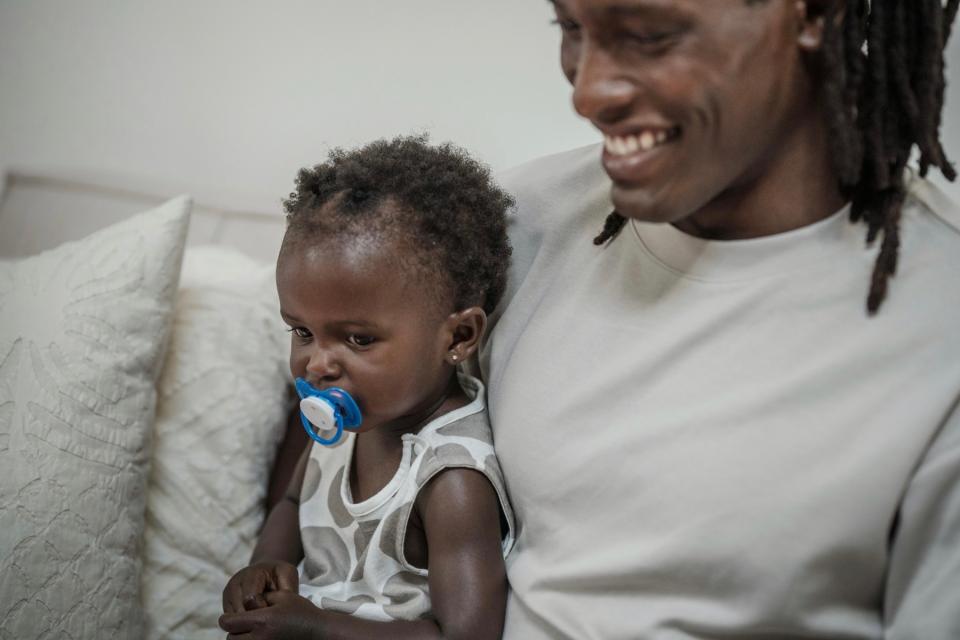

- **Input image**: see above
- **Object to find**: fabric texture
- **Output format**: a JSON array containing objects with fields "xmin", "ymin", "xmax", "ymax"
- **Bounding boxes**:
[
  {"xmin": 0, "ymin": 197, "xmax": 191, "ymax": 640},
  {"xmin": 482, "ymin": 145, "xmax": 960, "ymax": 640},
  {"xmin": 141, "ymin": 246, "xmax": 291, "ymax": 639},
  {"xmin": 297, "ymin": 374, "xmax": 514, "ymax": 623}
]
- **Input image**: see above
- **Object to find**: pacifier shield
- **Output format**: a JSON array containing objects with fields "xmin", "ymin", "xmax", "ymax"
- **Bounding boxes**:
[{"xmin": 294, "ymin": 378, "xmax": 363, "ymax": 446}]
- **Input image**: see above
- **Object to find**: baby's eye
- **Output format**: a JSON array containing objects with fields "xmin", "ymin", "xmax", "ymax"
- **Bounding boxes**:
[
  {"xmin": 288, "ymin": 327, "xmax": 312, "ymax": 339},
  {"xmin": 347, "ymin": 334, "xmax": 376, "ymax": 347}
]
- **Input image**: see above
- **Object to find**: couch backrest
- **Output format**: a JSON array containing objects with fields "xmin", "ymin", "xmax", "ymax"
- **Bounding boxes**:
[{"xmin": 0, "ymin": 169, "xmax": 286, "ymax": 263}]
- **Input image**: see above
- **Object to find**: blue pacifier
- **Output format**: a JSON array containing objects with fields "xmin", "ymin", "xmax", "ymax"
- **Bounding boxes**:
[{"xmin": 294, "ymin": 378, "xmax": 363, "ymax": 446}]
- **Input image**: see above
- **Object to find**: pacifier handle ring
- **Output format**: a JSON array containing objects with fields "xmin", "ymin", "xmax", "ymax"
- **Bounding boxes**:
[{"xmin": 300, "ymin": 411, "xmax": 345, "ymax": 446}]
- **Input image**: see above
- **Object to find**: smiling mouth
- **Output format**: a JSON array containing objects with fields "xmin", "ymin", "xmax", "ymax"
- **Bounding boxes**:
[{"xmin": 603, "ymin": 127, "xmax": 682, "ymax": 156}]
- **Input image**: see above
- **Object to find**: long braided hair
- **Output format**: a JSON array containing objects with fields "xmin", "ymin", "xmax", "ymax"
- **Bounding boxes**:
[{"xmin": 593, "ymin": 0, "xmax": 959, "ymax": 314}]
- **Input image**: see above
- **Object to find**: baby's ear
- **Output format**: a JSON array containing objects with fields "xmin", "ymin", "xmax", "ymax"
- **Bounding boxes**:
[{"xmin": 443, "ymin": 306, "xmax": 487, "ymax": 366}]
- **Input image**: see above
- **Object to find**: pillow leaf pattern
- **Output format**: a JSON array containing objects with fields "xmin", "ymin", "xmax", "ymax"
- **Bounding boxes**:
[{"xmin": 0, "ymin": 197, "xmax": 191, "ymax": 640}]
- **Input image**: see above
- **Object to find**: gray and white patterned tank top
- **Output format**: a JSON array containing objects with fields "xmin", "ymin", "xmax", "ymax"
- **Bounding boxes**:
[{"xmin": 297, "ymin": 374, "xmax": 515, "ymax": 622}]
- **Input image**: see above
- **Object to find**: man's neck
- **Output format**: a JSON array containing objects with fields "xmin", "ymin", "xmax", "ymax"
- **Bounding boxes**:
[{"xmin": 672, "ymin": 108, "xmax": 846, "ymax": 241}]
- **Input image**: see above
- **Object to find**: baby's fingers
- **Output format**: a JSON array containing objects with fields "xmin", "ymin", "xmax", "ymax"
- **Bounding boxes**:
[
  {"xmin": 223, "ymin": 570, "xmax": 265, "ymax": 614},
  {"xmin": 243, "ymin": 593, "xmax": 269, "ymax": 610},
  {"xmin": 219, "ymin": 610, "xmax": 260, "ymax": 634},
  {"xmin": 225, "ymin": 579, "xmax": 249, "ymax": 615},
  {"xmin": 274, "ymin": 563, "xmax": 299, "ymax": 592}
]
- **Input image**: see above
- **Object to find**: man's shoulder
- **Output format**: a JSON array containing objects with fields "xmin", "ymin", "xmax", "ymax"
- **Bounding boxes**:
[
  {"xmin": 497, "ymin": 144, "xmax": 609, "ymax": 209},
  {"xmin": 891, "ymin": 175, "xmax": 960, "ymax": 328},
  {"xmin": 906, "ymin": 174, "xmax": 960, "ymax": 239},
  {"xmin": 499, "ymin": 143, "xmax": 605, "ymax": 185},
  {"xmin": 902, "ymin": 175, "xmax": 960, "ymax": 279},
  {"xmin": 495, "ymin": 144, "xmax": 613, "ymax": 238}
]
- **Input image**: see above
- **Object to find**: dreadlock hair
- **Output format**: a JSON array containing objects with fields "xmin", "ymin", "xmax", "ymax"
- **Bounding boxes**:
[
  {"xmin": 281, "ymin": 135, "xmax": 513, "ymax": 315},
  {"xmin": 593, "ymin": 0, "xmax": 959, "ymax": 315}
]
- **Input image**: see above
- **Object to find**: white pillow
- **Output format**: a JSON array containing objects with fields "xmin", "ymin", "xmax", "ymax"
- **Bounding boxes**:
[
  {"xmin": 142, "ymin": 246, "xmax": 291, "ymax": 640},
  {"xmin": 0, "ymin": 197, "xmax": 192, "ymax": 639}
]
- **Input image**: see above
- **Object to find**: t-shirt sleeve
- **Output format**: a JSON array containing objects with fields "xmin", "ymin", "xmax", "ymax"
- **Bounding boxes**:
[{"xmin": 883, "ymin": 397, "xmax": 960, "ymax": 638}]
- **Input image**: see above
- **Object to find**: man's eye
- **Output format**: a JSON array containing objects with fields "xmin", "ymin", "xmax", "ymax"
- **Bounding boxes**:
[
  {"xmin": 288, "ymin": 327, "xmax": 312, "ymax": 339},
  {"xmin": 632, "ymin": 32, "xmax": 672, "ymax": 44},
  {"xmin": 551, "ymin": 18, "xmax": 581, "ymax": 35},
  {"xmin": 621, "ymin": 28, "xmax": 682, "ymax": 50},
  {"xmin": 348, "ymin": 334, "xmax": 376, "ymax": 347}
]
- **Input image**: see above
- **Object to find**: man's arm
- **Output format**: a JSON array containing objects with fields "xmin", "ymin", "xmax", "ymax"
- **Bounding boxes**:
[{"xmin": 883, "ymin": 399, "xmax": 960, "ymax": 638}]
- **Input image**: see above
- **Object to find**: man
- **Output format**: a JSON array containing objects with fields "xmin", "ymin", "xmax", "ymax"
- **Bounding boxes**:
[{"xmin": 481, "ymin": 0, "xmax": 960, "ymax": 637}]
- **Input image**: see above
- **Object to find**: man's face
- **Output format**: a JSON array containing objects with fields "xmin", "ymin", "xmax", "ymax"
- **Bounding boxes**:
[{"xmin": 553, "ymin": 0, "xmax": 817, "ymax": 225}]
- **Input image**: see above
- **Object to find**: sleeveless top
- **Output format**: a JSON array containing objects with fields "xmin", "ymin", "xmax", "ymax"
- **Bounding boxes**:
[{"xmin": 297, "ymin": 374, "xmax": 515, "ymax": 622}]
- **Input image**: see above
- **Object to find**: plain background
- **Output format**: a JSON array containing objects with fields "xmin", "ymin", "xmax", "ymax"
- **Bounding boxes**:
[{"xmin": 1, "ymin": 0, "xmax": 958, "ymax": 214}]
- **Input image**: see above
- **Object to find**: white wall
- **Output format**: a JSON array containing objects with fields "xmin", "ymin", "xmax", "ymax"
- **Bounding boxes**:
[
  {"xmin": 1, "ymin": 1, "xmax": 958, "ymax": 212},
  {"xmin": 0, "ymin": 0, "xmax": 595, "ymax": 213}
]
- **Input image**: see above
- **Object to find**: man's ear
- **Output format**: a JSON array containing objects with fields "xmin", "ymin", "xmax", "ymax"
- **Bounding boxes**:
[
  {"xmin": 794, "ymin": 0, "xmax": 838, "ymax": 52},
  {"xmin": 443, "ymin": 307, "xmax": 487, "ymax": 366}
]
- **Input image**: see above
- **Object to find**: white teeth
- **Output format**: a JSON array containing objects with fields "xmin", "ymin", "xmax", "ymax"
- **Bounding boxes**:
[
  {"xmin": 638, "ymin": 131, "xmax": 656, "ymax": 151},
  {"xmin": 603, "ymin": 129, "xmax": 676, "ymax": 157}
]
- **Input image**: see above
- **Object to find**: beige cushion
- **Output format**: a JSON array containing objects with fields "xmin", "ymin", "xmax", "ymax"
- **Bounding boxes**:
[
  {"xmin": 0, "ymin": 197, "xmax": 192, "ymax": 639},
  {"xmin": 142, "ymin": 246, "xmax": 291, "ymax": 639}
]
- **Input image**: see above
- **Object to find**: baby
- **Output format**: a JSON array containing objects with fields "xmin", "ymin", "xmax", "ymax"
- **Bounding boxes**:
[{"xmin": 221, "ymin": 136, "xmax": 515, "ymax": 639}]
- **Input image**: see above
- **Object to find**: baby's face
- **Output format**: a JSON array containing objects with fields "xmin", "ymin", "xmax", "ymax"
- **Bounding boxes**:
[{"xmin": 277, "ymin": 238, "xmax": 454, "ymax": 434}]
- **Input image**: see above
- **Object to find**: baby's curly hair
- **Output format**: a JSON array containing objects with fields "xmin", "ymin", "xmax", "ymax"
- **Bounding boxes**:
[{"xmin": 281, "ymin": 135, "xmax": 513, "ymax": 315}]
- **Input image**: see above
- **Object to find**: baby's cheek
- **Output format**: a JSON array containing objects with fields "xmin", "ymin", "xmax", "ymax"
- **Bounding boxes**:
[
  {"xmin": 289, "ymin": 350, "xmax": 307, "ymax": 379},
  {"xmin": 358, "ymin": 385, "xmax": 400, "ymax": 421}
]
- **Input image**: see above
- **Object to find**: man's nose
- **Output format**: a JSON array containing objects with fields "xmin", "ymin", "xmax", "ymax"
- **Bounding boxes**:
[
  {"xmin": 306, "ymin": 346, "xmax": 341, "ymax": 381},
  {"xmin": 571, "ymin": 41, "xmax": 635, "ymax": 126}
]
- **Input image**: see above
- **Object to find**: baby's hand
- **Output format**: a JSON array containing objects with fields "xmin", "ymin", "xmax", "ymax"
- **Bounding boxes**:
[
  {"xmin": 219, "ymin": 590, "xmax": 324, "ymax": 640},
  {"xmin": 222, "ymin": 561, "xmax": 299, "ymax": 614}
]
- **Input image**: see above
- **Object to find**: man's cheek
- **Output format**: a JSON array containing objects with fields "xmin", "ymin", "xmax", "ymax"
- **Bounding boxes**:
[{"xmin": 561, "ymin": 40, "xmax": 581, "ymax": 85}]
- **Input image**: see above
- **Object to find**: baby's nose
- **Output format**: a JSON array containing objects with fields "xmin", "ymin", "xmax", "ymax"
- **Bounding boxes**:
[{"xmin": 306, "ymin": 347, "xmax": 342, "ymax": 381}]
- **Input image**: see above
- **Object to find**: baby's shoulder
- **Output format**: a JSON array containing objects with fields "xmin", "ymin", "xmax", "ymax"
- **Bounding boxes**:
[
  {"xmin": 413, "ymin": 410, "xmax": 497, "ymax": 481},
  {"xmin": 410, "ymin": 410, "xmax": 517, "ymax": 556}
]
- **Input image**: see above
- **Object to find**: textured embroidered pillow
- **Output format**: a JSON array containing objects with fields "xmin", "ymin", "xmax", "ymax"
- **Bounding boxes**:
[
  {"xmin": 0, "ymin": 197, "xmax": 191, "ymax": 639},
  {"xmin": 142, "ymin": 246, "xmax": 291, "ymax": 639}
]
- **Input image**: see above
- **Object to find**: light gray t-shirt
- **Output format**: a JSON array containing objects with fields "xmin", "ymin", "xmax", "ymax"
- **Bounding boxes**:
[{"xmin": 482, "ymin": 144, "xmax": 960, "ymax": 639}]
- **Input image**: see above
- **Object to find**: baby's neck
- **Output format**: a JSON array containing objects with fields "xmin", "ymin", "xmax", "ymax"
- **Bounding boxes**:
[
  {"xmin": 349, "ymin": 377, "xmax": 471, "ymax": 503},
  {"xmin": 380, "ymin": 375, "xmax": 470, "ymax": 440}
]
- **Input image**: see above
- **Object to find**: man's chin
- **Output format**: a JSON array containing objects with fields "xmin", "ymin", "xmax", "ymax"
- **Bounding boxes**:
[{"xmin": 610, "ymin": 184, "xmax": 679, "ymax": 225}]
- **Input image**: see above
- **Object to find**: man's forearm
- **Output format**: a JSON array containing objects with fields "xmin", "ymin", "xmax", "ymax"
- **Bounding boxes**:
[{"xmin": 311, "ymin": 609, "xmax": 443, "ymax": 640}]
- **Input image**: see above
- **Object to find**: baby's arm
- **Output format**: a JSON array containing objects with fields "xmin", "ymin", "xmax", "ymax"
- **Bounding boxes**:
[
  {"xmin": 417, "ymin": 466, "xmax": 509, "ymax": 639},
  {"xmin": 265, "ymin": 405, "xmax": 309, "ymax": 511},
  {"xmin": 252, "ymin": 444, "xmax": 308, "ymax": 565},
  {"xmin": 221, "ymin": 445, "xmax": 309, "ymax": 613},
  {"xmin": 218, "ymin": 467, "xmax": 508, "ymax": 640}
]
